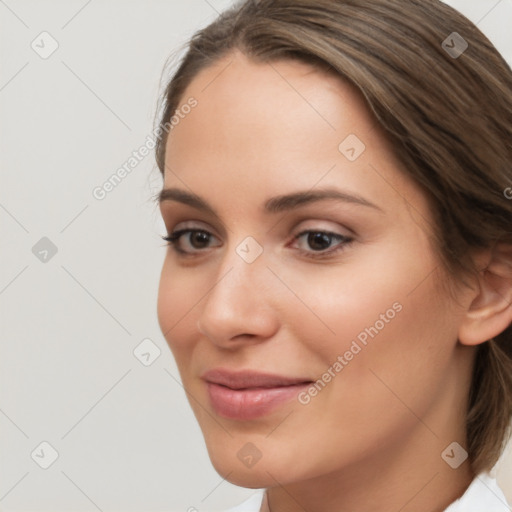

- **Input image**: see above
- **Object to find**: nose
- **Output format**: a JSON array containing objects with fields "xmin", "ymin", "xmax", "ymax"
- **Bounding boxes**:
[{"xmin": 196, "ymin": 249, "xmax": 279, "ymax": 347}]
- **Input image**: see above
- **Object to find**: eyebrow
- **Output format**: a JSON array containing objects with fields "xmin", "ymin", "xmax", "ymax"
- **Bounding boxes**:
[{"xmin": 158, "ymin": 187, "xmax": 383, "ymax": 215}]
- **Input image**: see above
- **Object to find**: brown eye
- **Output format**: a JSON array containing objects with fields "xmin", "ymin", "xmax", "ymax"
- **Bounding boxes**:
[
  {"xmin": 161, "ymin": 229, "xmax": 219, "ymax": 254},
  {"xmin": 292, "ymin": 230, "xmax": 354, "ymax": 259}
]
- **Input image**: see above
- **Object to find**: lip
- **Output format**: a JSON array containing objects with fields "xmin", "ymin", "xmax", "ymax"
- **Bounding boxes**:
[{"xmin": 202, "ymin": 368, "xmax": 313, "ymax": 420}]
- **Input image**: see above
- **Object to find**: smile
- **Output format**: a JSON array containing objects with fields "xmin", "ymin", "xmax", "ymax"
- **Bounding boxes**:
[{"xmin": 201, "ymin": 368, "xmax": 313, "ymax": 420}]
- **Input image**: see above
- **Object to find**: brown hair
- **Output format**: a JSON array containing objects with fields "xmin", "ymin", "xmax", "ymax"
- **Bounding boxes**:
[{"xmin": 154, "ymin": 0, "xmax": 512, "ymax": 475}]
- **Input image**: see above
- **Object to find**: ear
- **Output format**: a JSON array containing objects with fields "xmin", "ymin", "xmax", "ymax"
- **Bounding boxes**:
[{"xmin": 458, "ymin": 243, "xmax": 512, "ymax": 346}]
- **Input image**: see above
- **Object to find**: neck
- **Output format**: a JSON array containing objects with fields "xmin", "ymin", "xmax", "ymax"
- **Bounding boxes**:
[{"xmin": 261, "ymin": 420, "xmax": 474, "ymax": 512}]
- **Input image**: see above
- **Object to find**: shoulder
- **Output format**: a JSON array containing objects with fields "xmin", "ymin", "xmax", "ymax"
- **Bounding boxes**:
[
  {"xmin": 443, "ymin": 472, "xmax": 511, "ymax": 511},
  {"xmin": 222, "ymin": 489, "xmax": 265, "ymax": 512}
]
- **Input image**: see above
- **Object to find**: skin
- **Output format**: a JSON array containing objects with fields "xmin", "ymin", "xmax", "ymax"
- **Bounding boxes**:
[{"xmin": 156, "ymin": 50, "xmax": 504, "ymax": 512}]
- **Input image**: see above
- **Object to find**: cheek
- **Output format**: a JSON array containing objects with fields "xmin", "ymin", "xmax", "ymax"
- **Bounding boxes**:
[
  {"xmin": 308, "ymin": 232, "xmax": 448, "ymax": 345},
  {"xmin": 156, "ymin": 260, "xmax": 175, "ymax": 338},
  {"xmin": 317, "ymin": 273, "xmax": 455, "ymax": 429},
  {"xmin": 285, "ymin": 238, "xmax": 456, "ymax": 396},
  {"xmin": 157, "ymin": 258, "xmax": 199, "ymax": 355}
]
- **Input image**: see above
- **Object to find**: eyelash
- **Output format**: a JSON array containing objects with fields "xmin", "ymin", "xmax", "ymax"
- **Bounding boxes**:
[{"xmin": 160, "ymin": 228, "xmax": 354, "ymax": 260}]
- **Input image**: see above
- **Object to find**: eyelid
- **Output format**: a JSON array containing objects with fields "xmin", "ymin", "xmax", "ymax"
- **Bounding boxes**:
[
  {"xmin": 167, "ymin": 218, "xmax": 352, "ymax": 243},
  {"xmin": 290, "ymin": 218, "xmax": 355, "ymax": 237},
  {"xmin": 162, "ymin": 205, "xmax": 361, "ymax": 235},
  {"xmin": 165, "ymin": 219, "xmax": 220, "ymax": 238}
]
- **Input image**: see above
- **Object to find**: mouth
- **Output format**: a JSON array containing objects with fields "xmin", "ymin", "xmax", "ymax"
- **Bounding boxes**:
[{"xmin": 201, "ymin": 368, "xmax": 314, "ymax": 420}]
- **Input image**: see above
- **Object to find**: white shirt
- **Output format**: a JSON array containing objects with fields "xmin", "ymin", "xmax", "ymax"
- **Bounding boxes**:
[{"xmin": 223, "ymin": 472, "xmax": 511, "ymax": 511}]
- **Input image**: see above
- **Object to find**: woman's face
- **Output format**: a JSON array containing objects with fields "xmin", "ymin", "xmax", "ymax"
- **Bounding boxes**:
[{"xmin": 157, "ymin": 51, "xmax": 474, "ymax": 488}]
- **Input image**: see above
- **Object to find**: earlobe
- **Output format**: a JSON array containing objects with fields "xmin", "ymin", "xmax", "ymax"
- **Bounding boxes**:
[{"xmin": 458, "ymin": 243, "xmax": 512, "ymax": 346}]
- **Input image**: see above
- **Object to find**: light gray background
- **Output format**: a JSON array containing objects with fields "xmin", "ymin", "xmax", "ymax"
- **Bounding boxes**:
[{"xmin": 1, "ymin": 1, "xmax": 511, "ymax": 511}]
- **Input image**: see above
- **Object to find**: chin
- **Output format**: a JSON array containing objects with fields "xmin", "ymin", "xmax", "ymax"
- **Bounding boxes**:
[
  {"xmin": 207, "ymin": 449, "xmax": 278, "ymax": 488},
  {"xmin": 215, "ymin": 465, "xmax": 273, "ymax": 489}
]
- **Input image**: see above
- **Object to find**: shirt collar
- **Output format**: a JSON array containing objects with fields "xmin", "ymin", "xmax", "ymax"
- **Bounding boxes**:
[{"xmin": 443, "ymin": 471, "xmax": 510, "ymax": 511}]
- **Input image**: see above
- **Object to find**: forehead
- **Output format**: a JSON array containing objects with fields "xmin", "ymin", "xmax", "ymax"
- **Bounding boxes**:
[
  {"xmin": 171, "ymin": 51, "xmax": 374, "ymax": 130},
  {"xmin": 162, "ymin": 51, "xmax": 431, "ymax": 227},
  {"xmin": 165, "ymin": 51, "xmax": 379, "ymax": 171}
]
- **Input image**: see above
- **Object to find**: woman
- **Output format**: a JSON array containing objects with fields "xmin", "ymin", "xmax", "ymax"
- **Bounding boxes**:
[{"xmin": 153, "ymin": 0, "xmax": 512, "ymax": 510}]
